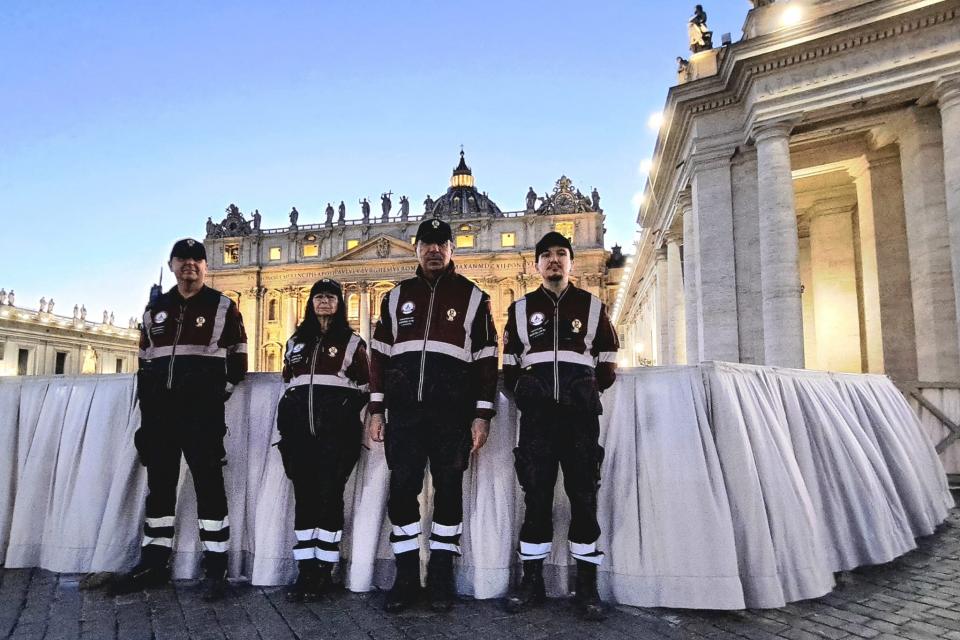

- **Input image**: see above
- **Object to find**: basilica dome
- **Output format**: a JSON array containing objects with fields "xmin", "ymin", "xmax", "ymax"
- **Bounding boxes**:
[{"xmin": 427, "ymin": 151, "xmax": 503, "ymax": 218}]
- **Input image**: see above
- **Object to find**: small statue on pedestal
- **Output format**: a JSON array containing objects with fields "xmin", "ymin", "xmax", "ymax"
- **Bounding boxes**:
[
  {"xmin": 689, "ymin": 4, "xmax": 713, "ymax": 53},
  {"xmin": 399, "ymin": 196, "xmax": 409, "ymax": 221},
  {"xmin": 325, "ymin": 203, "xmax": 335, "ymax": 226},
  {"xmin": 338, "ymin": 201, "xmax": 346, "ymax": 225}
]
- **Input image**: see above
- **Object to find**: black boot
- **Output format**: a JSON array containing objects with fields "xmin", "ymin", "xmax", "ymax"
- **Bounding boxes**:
[
  {"xmin": 200, "ymin": 552, "xmax": 228, "ymax": 602},
  {"xmin": 505, "ymin": 559, "xmax": 545, "ymax": 613},
  {"xmin": 573, "ymin": 561, "xmax": 605, "ymax": 621},
  {"xmin": 109, "ymin": 547, "xmax": 171, "ymax": 595},
  {"xmin": 385, "ymin": 551, "xmax": 421, "ymax": 613},
  {"xmin": 305, "ymin": 561, "xmax": 334, "ymax": 601},
  {"xmin": 286, "ymin": 559, "xmax": 320, "ymax": 602},
  {"xmin": 426, "ymin": 550, "xmax": 456, "ymax": 612}
]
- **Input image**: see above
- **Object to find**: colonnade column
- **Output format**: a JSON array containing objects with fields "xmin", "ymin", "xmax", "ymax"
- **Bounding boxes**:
[
  {"xmin": 654, "ymin": 247, "xmax": 669, "ymax": 365},
  {"xmin": 679, "ymin": 191, "xmax": 699, "ymax": 363},
  {"xmin": 359, "ymin": 281, "xmax": 371, "ymax": 344},
  {"xmin": 283, "ymin": 288, "xmax": 298, "ymax": 340},
  {"xmin": 808, "ymin": 203, "xmax": 862, "ymax": 372},
  {"xmin": 936, "ymin": 78, "xmax": 960, "ymax": 368},
  {"xmin": 665, "ymin": 230, "xmax": 686, "ymax": 365},
  {"xmin": 898, "ymin": 106, "xmax": 960, "ymax": 382},
  {"xmin": 689, "ymin": 154, "xmax": 740, "ymax": 362},
  {"xmin": 752, "ymin": 120, "xmax": 805, "ymax": 368}
]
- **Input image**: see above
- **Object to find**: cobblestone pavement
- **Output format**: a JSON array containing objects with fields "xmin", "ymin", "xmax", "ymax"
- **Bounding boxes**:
[{"xmin": 1, "ymin": 506, "xmax": 958, "ymax": 640}]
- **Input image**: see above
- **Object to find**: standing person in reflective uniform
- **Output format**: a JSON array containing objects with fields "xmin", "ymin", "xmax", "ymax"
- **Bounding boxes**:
[
  {"xmin": 276, "ymin": 278, "xmax": 369, "ymax": 602},
  {"xmin": 112, "ymin": 238, "xmax": 247, "ymax": 601},
  {"xmin": 367, "ymin": 218, "xmax": 499, "ymax": 613},
  {"xmin": 502, "ymin": 232, "xmax": 619, "ymax": 620}
]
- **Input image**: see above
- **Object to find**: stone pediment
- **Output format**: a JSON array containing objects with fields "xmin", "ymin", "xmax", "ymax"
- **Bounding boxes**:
[{"xmin": 332, "ymin": 234, "xmax": 416, "ymax": 261}]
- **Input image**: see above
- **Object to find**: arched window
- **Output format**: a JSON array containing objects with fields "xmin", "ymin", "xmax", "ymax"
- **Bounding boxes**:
[
  {"xmin": 347, "ymin": 293, "xmax": 359, "ymax": 321},
  {"xmin": 263, "ymin": 343, "xmax": 281, "ymax": 372},
  {"xmin": 268, "ymin": 298, "xmax": 278, "ymax": 322}
]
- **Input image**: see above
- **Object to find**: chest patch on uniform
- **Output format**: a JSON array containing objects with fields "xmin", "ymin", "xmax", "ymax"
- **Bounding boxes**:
[
  {"xmin": 529, "ymin": 312, "xmax": 545, "ymax": 327},
  {"xmin": 401, "ymin": 301, "xmax": 415, "ymax": 315},
  {"xmin": 292, "ymin": 343, "xmax": 305, "ymax": 353},
  {"xmin": 571, "ymin": 319, "xmax": 582, "ymax": 333},
  {"xmin": 446, "ymin": 308, "xmax": 457, "ymax": 321},
  {"xmin": 327, "ymin": 346, "xmax": 338, "ymax": 357},
  {"xmin": 195, "ymin": 316, "xmax": 206, "ymax": 328},
  {"xmin": 154, "ymin": 311, "xmax": 168, "ymax": 323}
]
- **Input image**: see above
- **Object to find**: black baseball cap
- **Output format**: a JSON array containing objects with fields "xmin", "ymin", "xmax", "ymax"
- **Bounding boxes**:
[
  {"xmin": 170, "ymin": 238, "xmax": 207, "ymax": 261},
  {"xmin": 310, "ymin": 278, "xmax": 343, "ymax": 298},
  {"xmin": 535, "ymin": 231, "xmax": 574, "ymax": 260},
  {"xmin": 415, "ymin": 217, "xmax": 453, "ymax": 245}
]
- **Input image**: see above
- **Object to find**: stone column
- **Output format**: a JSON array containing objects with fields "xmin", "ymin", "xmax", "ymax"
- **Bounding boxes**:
[
  {"xmin": 848, "ymin": 157, "xmax": 884, "ymax": 373},
  {"xmin": 679, "ymin": 191, "xmax": 699, "ymax": 362},
  {"xmin": 240, "ymin": 291, "xmax": 259, "ymax": 371},
  {"xmin": 898, "ymin": 106, "xmax": 960, "ymax": 382},
  {"xmin": 689, "ymin": 154, "xmax": 740, "ymax": 362},
  {"xmin": 753, "ymin": 120, "xmax": 804, "ymax": 368},
  {"xmin": 665, "ymin": 231, "xmax": 686, "ymax": 365},
  {"xmin": 359, "ymin": 281, "xmax": 371, "ymax": 344},
  {"xmin": 808, "ymin": 203, "xmax": 862, "ymax": 373},
  {"xmin": 283, "ymin": 289, "xmax": 298, "ymax": 340},
  {"xmin": 851, "ymin": 148, "xmax": 917, "ymax": 381},
  {"xmin": 654, "ymin": 247, "xmax": 669, "ymax": 365},
  {"xmin": 936, "ymin": 78, "xmax": 960, "ymax": 371}
]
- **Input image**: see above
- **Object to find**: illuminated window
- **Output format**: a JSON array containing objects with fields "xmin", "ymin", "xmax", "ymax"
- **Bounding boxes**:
[
  {"xmin": 410, "ymin": 236, "xmax": 417, "ymax": 244},
  {"xmin": 459, "ymin": 224, "xmax": 472, "ymax": 231},
  {"xmin": 347, "ymin": 293, "xmax": 359, "ymax": 320},
  {"xmin": 224, "ymin": 244, "xmax": 240, "ymax": 264},
  {"xmin": 303, "ymin": 244, "xmax": 319, "ymax": 257},
  {"xmin": 554, "ymin": 221, "xmax": 574, "ymax": 241},
  {"xmin": 346, "ymin": 239, "xmax": 360, "ymax": 251},
  {"xmin": 263, "ymin": 344, "xmax": 281, "ymax": 372},
  {"xmin": 269, "ymin": 246, "xmax": 282, "ymax": 261},
  {"xmin": 501, "ymin": 232, "xmax": 516, "ymax": 248},
  {"xmin": 456, "ymin": 234, "xmax": 475, "ymax": 249}
]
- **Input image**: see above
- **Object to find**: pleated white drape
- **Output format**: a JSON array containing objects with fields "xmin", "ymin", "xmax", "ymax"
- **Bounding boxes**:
[{"xmin": 0, "ymin": 363, "xmax": 951, "ymax": 609}]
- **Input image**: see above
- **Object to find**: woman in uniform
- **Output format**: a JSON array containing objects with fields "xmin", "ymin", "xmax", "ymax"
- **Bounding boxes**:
[{"xmin": 276, "ymin": 278, "xmax": 369, "ymax": 601}]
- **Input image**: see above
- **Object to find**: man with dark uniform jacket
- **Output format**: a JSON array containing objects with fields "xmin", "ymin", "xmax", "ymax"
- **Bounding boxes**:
[
  {"xmin": 367, "ymin": 218, "xmax": 499, "ymax": 613},
  {"xmin": 111, "ymin": 238, "xmax": 247, "ymax": 601},
  {"xmin": 502, "ymin": 231, "xmax": 618, "ymax": 620}
]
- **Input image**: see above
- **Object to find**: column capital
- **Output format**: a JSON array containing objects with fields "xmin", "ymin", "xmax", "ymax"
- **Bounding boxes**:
[
  {"xmin": 655, "ymin": 246, "xmax": 668, "ymax": 261},
  {"xmin": 750, "ymin": 116, "xmax": 801, "ymax": 144},
  {"xmin": 686, "ymin": 149, "xmax": 735, "ymax": 175},
  {"xmin": 676, "ymin": 188, "xmax": 693, "ymax": 213},
  {"xmin": 934, "ymin": 75, "xmax": 960, "ymax": 111}
]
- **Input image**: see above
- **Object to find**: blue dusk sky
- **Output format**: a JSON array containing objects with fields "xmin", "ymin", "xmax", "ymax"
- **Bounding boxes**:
[{"xmin": 1, "ymin": 1, "xmax": 749, "ymax": 321}]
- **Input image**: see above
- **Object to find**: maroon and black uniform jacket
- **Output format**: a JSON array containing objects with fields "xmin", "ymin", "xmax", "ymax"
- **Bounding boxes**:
[
  {"xmin": 139, "ymin": 285, "xmax": 248, "ymax": 393},
  {"xmin": 279, "ymin": 329, "xmax": 369, "ymax": 435},
  {"xmin": 503, "ymin": 284, "xmax": 618, "ymax": 414},
  {"xmin": 368, "ymin": 263, "xmax": 498, "ymax": 420}
]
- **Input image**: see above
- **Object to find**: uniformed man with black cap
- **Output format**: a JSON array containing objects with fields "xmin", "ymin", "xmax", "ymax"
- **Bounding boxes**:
[
  {"xmin": 111, "ymin": 238, "xmax": 247, "ymax": 601},
  {"xmin": 502, "ymin": 231, "xmax": 619, "ymax": 620},
  {"xmin": 367, "ymin": 217, "xmax": 499, "ymax": 612}
]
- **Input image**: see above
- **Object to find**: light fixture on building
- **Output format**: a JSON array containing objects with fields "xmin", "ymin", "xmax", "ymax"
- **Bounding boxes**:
[{"xmin": 781, "ymin": 3, "xmax": 803, "ymax": 27}]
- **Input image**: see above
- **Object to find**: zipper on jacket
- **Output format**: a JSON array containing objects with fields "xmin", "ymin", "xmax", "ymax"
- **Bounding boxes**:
[
  {"xmin": 418, "ymin": 278, "xmax": 440, "ymax": 402},
  {"xmin": 166, "ymin": 304, "xmax": 186, "ymax": 390},
  {"xmin": 308, "ymin": 340, "xmax": 321, "ymax": 437},
  {"xmin": 553, "ymin": 302, "xmax": 559, "ymax": 401}
]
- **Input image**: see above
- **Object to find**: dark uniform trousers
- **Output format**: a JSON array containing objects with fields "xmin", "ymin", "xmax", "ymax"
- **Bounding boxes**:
[
  {"xmin": 135, "ymin": 371, "xmax": 230, "ymax": 572},
  {"xmin": 276, "ymin": 386, "xmax": 363, "ymax": 562},
  {"xmin": 515, "ymin": 401, "xmax": 604, "ymax": 565},
  {"xmin": 384, "ymin": 403, "xmax": 474, "ymax": 555}
]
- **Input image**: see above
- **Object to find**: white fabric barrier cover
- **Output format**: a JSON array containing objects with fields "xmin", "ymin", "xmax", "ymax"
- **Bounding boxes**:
[{"xmin": 0, "ymin": 364, "xmax": 951, "ymax": 609}]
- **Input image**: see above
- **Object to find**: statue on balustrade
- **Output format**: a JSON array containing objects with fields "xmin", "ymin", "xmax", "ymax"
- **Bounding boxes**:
[
  {"xmin": 424, "ymin": 195, "xmax": 434, "ymax": 216},
  {"xmin": 338, "ymin": 201, "xmax": 346, "ymax": 225},
  {"xmin": 689, "ymin": 4, "xmax": 713, "ymax": 53},
  {"xmin": 0, "ymin": 289, "xmax": 7, "ymax": 305},
  {"xmin": 591, "ymin": 187, "xmax": 601, "ymax": 211},
  {"xmin": 39, "ymin": 297, "xmax": 47, "ymax": 313},
  {"xmin": 325, "ymin": 203, "xmax": 335, "ymax": 227},
  {"xmin": 360, "ymin": 198, "xmax": 371, "ymax": 223},
  {"xmin": 47, "ymin": 298, "xmax": 55, "ymax": 313},
  {"xmin": 80, "ymin": 305, "xmax": 86, "ymax": 320},
  {"xmin": 253, "ymin": 209, "xmax": 262, "ymax": 231},
  {"xmin": 381, "ymin": 192, "xmax": 392, "ymax": 222},
  {"xmin": 289, "ymin": 207, "xmax": 299, "ymax": 229},
  {"xmin": 7, "ymin": 290, "xmax": 14, "ymax": 306},
  {"xmin": 526, "ymin": 187, "xmax": 537, "ymax": 211},
  {"xmin": 398, "ymin": 195, "xmax": 409, "ymax": 221}
]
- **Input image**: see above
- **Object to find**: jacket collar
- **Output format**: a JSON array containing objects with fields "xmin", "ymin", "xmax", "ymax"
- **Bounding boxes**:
[{"xmin": 415, "ymin": 260, "xmax": 457, "ymax": 283}]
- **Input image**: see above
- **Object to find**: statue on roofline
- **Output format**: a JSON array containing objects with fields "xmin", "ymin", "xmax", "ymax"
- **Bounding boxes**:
[{"xmin": 689, "ymin": 5, "xmax": 713, "ymax": 53}]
